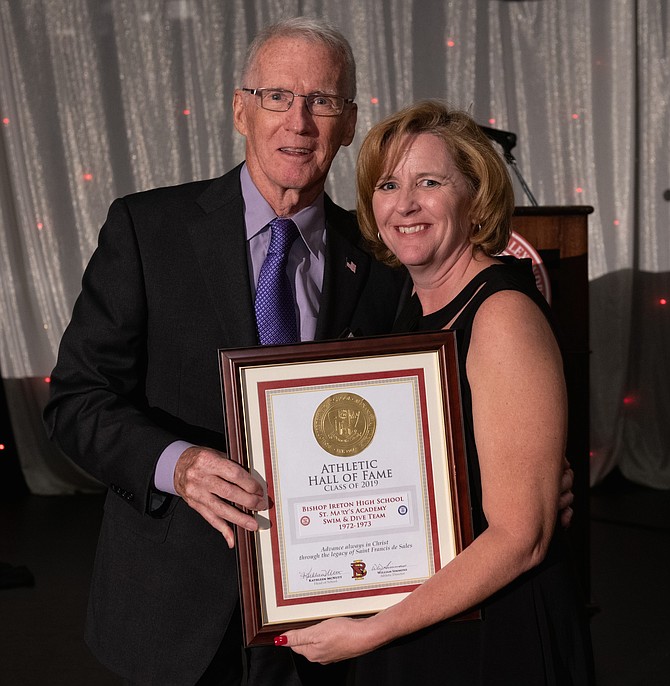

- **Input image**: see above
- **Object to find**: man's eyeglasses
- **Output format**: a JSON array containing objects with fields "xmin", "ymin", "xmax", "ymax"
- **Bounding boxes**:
[{"xmin": 242, "ymin": 88, "xmax": 353, "ymax": 117}]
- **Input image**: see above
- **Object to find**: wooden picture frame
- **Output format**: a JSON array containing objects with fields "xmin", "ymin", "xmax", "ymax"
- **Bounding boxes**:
[{"xmin": 219, "ymin": 331, "xmax": 475, "ymax": 645}]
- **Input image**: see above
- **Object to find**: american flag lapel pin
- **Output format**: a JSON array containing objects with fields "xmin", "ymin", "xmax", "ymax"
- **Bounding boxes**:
[{"xmin": 346, "ymin": 258, "xmax": 357, "ymax": 274}]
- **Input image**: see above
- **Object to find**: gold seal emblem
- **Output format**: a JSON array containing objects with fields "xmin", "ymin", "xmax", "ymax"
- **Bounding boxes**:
[{"xmin": 313, "ymin": 392, "xmax": 376, "ymax": 457}]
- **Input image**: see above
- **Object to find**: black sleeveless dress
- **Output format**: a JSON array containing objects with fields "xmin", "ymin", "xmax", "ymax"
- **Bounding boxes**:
[{"xmin": 351, "ymin": 260, "xmax": 594, "ymax": 685}]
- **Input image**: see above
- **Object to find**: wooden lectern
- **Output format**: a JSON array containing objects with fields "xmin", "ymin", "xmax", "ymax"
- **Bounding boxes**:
[{"xmin": 512, "ymin": 205, "xmax": 592, "ymax": 601}]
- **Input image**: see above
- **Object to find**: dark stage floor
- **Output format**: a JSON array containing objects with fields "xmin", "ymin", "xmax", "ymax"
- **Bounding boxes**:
[{"xmin": 1, "ymin": 469, "xmax": 669, "ymax": 685}]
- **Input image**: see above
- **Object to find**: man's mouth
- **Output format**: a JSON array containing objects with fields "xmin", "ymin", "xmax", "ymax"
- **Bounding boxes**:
[{"xmin": 279, "ymin": 147, "xmax": 313, "ymax": 155}]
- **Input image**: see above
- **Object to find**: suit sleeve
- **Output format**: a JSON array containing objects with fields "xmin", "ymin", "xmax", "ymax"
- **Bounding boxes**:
[{"xmin": 44, "ymin": 198, "xmax": 179, "ymax": 514}]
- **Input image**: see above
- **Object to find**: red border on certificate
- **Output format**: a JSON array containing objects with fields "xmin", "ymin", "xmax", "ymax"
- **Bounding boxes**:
[{"xmin": 256, "ymin": 368, "xmax": 442, "ymax": 608}]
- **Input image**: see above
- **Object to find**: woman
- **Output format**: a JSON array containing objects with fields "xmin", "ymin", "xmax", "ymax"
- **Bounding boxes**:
[{"xmin": 278, "ymin": 101, "xmax": 593, "ymax": 684}]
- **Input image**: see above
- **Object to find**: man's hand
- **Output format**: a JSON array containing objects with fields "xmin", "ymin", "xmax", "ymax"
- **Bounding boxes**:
[
  {"xmin": 558, "ymin": 458, "xmax": 575, "ymax": 529},
  {"xmin": 174, "ymin": 446, "xmax": 267, "ymax": 548}
]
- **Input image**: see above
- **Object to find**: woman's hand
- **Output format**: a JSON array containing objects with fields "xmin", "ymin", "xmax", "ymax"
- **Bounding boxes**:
[{"xmin": 276, "ymin": 616, "xmax": 378, "ymax": 664}]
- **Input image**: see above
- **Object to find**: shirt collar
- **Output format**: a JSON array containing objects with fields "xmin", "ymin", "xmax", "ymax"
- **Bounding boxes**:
[{"xmin": 241, "ymin": 163, "xmax": 325, "ymax": 259}]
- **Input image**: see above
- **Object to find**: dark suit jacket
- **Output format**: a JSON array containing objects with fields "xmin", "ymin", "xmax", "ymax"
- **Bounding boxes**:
[{"xmin": 44, "ymin": 165, "xmax": 406, "ymax": 685}]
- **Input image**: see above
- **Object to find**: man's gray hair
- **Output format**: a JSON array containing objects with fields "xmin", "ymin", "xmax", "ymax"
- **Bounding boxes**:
[{"xmin": 241, "ymin": 17, "xmax": 357, "ymax": 99}]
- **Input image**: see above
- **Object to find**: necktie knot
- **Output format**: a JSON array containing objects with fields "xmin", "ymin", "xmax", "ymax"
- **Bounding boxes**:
[{"xmin": 268, "ymin": 217, "xmax": 299, "ymax": 256}]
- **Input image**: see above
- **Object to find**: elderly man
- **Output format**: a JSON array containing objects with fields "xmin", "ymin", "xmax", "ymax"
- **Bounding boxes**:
[{"xmin": 44, "ymin": 17, "xmax": 404, "ymax": 686}]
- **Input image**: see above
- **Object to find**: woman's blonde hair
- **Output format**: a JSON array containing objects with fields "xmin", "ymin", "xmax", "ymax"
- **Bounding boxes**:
[{"xmin": 356, "ymin": 100, "xmax": 514, "ymax": 267}]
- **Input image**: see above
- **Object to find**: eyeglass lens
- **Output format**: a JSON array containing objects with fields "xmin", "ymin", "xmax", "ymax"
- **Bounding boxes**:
[{"xmin": 258, "ymin": 89, "xmax": 345, "ymax": 116}]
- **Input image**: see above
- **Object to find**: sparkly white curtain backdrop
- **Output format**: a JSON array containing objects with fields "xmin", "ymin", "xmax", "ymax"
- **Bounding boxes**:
[{"xmin": 0, "ymin": 0, "xmax": 668, "ymax": 493}]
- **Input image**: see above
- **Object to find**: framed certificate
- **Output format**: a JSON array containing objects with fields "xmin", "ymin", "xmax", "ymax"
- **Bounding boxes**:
[{"xmin": 219, "ymin": 331, "xmax": 475, "ymax": 646}]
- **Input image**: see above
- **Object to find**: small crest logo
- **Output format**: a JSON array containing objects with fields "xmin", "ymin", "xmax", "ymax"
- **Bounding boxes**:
[{"xmin": 351, "ymin": 559, "xmax": 367, "ymax": 580}]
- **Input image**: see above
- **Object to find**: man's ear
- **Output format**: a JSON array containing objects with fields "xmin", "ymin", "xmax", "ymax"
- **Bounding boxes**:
[
  {"xmin": 341, "ymin": 102, "xmax": 358, "ymax": 147},
  {"xmin": 233, "ymin": 89, "xmax": 248, "ymax": 136}
]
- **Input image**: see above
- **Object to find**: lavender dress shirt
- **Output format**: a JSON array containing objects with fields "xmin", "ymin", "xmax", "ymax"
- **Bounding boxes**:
[{"xmin": 153, "ymin": 164, "xmax": 327, "ymax": 494}]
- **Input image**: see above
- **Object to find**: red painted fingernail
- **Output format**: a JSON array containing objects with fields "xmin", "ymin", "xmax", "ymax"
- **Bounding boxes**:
[{"xmin": 274, "ymin": 635, "xmax": 288, "ymax": 646}]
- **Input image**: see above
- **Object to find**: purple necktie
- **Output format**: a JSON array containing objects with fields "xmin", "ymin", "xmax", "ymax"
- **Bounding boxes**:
[{"xmin": 254, "ymin": 217, "xmax": 300, "ymax": 345}]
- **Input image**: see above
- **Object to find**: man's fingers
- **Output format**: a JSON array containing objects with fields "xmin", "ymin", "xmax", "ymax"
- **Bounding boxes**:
[
  {"xmin": 558, "ymin": 462, "xmax": 574, "ymax": 511},
  {"xmin": 560, "ymin": 505, "xmax": 574, "ymax": 529},
  {"xmin": 215, "ymin": 459, "xmax": 267, "ymax": 507},
  {"xmin": 174, "ymin": 445, "xmax": 268, "ymax": 540},
  {"xmin": 558, "ymin": 488, "xmax": 574, "ymax": 510},
  {"xmin": 175, "ymin": 446, "xmax": 265, "ymax": 505},
  {"xmin": 209, "ymin": 494, "xmax": 260, "ymax": 531},
  {"xmin": 191, "ymin": 501, "xmax": 237, "ymax": 547},
  {"xmin": 560, "ymin": 465, "xmax": 574, "ymax": 492},
  {"xmin": 186, "ymin": 491, "xmax": 258, "ymax": 546}
]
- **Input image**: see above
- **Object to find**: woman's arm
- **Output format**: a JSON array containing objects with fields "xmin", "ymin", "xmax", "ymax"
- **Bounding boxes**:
[{"xmin": 281, "ymin": 290, "xmax": 567, "ymax": 663}]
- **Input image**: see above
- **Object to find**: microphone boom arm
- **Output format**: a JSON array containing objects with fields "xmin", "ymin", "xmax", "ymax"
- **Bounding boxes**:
[{"xmin": 479, "ymin": 125, "xmax": 539, "ymax": 206}]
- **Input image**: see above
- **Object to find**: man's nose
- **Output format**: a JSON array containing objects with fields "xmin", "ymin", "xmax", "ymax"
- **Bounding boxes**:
[{"xmin": 284, "ymin": 96, "xmax": 316, "ymax": 133}]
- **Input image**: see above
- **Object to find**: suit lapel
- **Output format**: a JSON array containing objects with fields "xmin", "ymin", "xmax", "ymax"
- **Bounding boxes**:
[
  {"xmin": 315, "ymin": 199, "xmax": 371, "ymax": 341},
  {"xmin": 187, "ymin": 167, "xmax": 258, "ymax": 347},
  {"xmin": 187, "ymin": 177, "xmax": 372, "ymax": 345}
]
